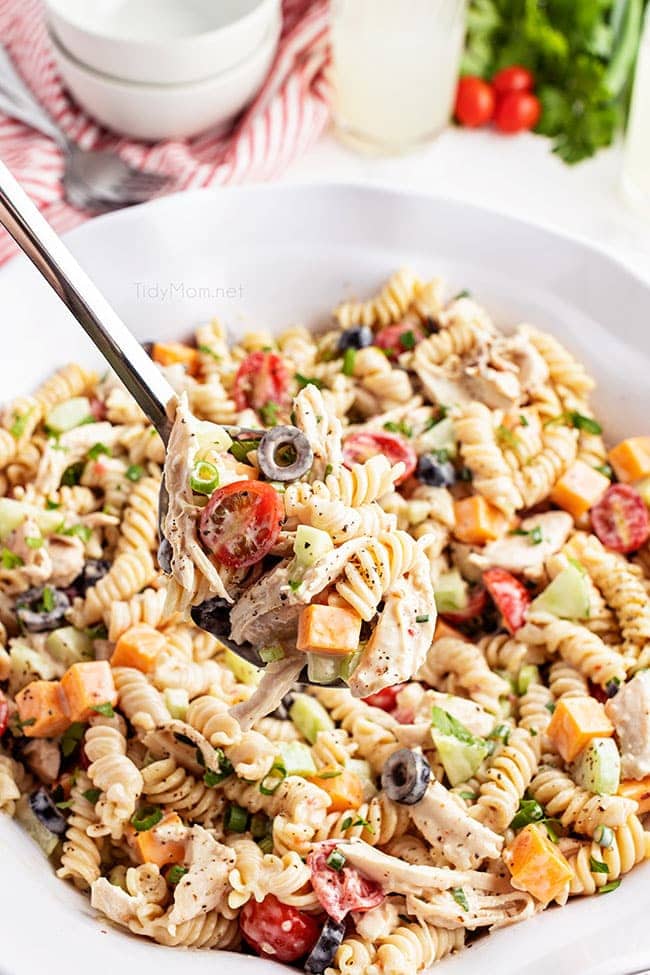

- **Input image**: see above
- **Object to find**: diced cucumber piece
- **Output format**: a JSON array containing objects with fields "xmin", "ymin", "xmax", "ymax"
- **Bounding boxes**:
[
  {"xmin": 0, "ymin": 498, "xmax": 62, "ymax": 541},
  {"xmin": 46, "ymin": 397, "xmax": 92, "ymax": 434},
  {"xmin": 222, "ymin": 648, "xmax": 261, "ymax": 686},
  {"xmin": 434, "ymin": 569, "xmax": 468, "ymax": 614},
  {"xmin": 46, "ymin": 626, "xmax": 93, "ymax": 667},
  {"xmin": 530, "ymin": 563, "xmax": 590, "ymax": 620},
  {"xmin": 277, "ymin": 741, "xmax": 317, "ymax": 776},
  {"xmin": 10, "ymin": 643, "xmax": 59, "ymax": 688},
  {"xmin": 517, "ymin": 664, "xmax": 540, "ymax": 695},
  {"xmin": 420, "ymin": 416, "xmax": 457, "ymax": 459},
  {"xmin": 14, "ymin": 796, "xmax": 59, "ymax": 857},
  {"xmin": 307, "ymin": 652, "xmax": 352, "ymax": 685},
  {"xmin": 164, "ymin": 687, "xmax": 189, "ymax": 720},
  {"xmin": 572, "ymin": 737, "xmax": 620, "ymax": 795},
  {"xmin": 195, "ymin": 420, "xmax": 232, "ymax": 454},
  {"xmin": 289, "ymin": 692, "xmax": 334, "ymax": 744},
  {"xmin": 294, "ymin": 525, "xmax": 334, "ymax": 568},
  {"xmin": 432, "ymin": 732, "xmax": 489, "ymax": 787}
]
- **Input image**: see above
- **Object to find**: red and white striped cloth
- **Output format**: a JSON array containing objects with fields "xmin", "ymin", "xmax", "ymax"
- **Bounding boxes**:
[{"xmin": 0, "ymin": 0, "xmax": 331, "ymax": 265}]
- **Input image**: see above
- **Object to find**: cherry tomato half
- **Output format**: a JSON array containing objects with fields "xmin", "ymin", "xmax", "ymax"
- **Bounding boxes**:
[
  {"xmin": 343, "ymin": 431, "xmax": 417, "ymax": 485},
  {"xmin": 233, "ymin": 351, "xmax": 290, "ymax": 412},
  {"xmin": 492, "ymin": 65, "xmax": 535, "ymax": 96},
  {"xmin": 240, "ymin": 894, "xmax": 321, "ymax": 963},
  {"xmin": 454, "ymin": 76, "xmax": 496, "ymax": 128},
  {"xmin": 441, "ymin": 585, "xmax": 488, "ymax": 625},
  {"xmin": 483, "ymin": 568, "xmax": 530, "ymax": 634},
  {"xmin": 308, "ymin": 844, "xmax": 385, "ymax": 923},
  {"xmin": 591, "ymin": 484, "xmax": 650, "ymax": 554},
  {"xmin": 363, "ymin": 683, "xmax": 404, "ymax": 712},
  {"xmin": 0, "ymin": 694, "xmax": 8, "ymax": 737},
  {"xmin": 199, "ymin": 480, "xmax": 284, "ymax": 569},
  {"xmin": 375, "ymin": 322, "xmax": 426, "ymax": 360},
  {"xmin": 494, "ymin": 91, "xmax": 541, "ymax": 134}
]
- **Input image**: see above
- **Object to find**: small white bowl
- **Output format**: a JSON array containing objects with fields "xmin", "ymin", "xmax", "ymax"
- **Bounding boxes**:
[
  {"xmin": 44, "ymin": 0, "xmax": 280, "ymax": 85},
  {"xmin": 49, "ymin": 22, "xmax": 279, "ymax": 141}
]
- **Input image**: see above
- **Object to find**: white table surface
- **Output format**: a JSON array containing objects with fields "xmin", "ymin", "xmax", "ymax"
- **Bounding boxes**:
[{"xmin": 278, "ymin": 125, "xmax": 650, "ymax": 283}]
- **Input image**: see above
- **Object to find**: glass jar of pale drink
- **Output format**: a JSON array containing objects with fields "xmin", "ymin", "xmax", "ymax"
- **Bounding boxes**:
[
  {"xmin": 622, "ymin": 7, "xmax": 650, "ymax": 213},
  {"xmin": 330, "ymin": 0, "xmax": 467, "ymax": 155}
]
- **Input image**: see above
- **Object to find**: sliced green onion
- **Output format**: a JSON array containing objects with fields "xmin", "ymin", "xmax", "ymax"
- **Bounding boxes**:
[
  {"xmin": 589, "ymin": 856, "xmax": 610, "ymax": 874},
  {"xmin": 125, "ymin": 464, "xmax": 144, "ymax": 483},
  {"xmin": 92, "ymin": 702, "xmax": 115, "ymax": 718},
  {"xmin": 341, "ymin": 816, "xmax": 353, "ymax": 830},
  {"xmin": 400, "ymin": 330, "xmax": 416, "ymax": 350},
  {"xmin": 230, "ymin": 440, "xmax": 259, "ymax": 463},
  {"xmin": 416, "ymin": 614, "xmax": 430, "ymax": 623},
  {"xmin": 190, "ymin": 460, "xmax": 220, "ymax": 496},
  {"xmin": 510, "ymin": 799, "xmax": 544, "ymax": 831},
  {"xmin": 1, "ymin": 548, "xmax": 23, "ymax": 569},
  {"xmin": 257, "ymin": 835, "xmax": 274, "ymax": 854},
  {"xmin": 453, "ymin": 289, "xmax": 470, "ymax": 300},
  {"xmin": 259, "ymin": 762, "xmax": 287, "ymax": 796},
  {"xmin": 326, "ymin": 849, "xmax": 346, "ymax": 871},
  {"xmin": 316, "ymin": 768, "xmax": 343, "ymax": 779},
  {"xmin": 41, "ymin": 587, "xmax": 55, "ymax": 613},
  {"xmin": 131, "ymin": 806, "xmax": 163, "ymax": 832},
  {"xmin": 598, "ymin": 879, "xmax": 621, "ymax": 894},
  {"xmin": 295, "ymin": 374, "xmax": 323, "ymax": 390},
  {"xmin": 25, "ymin": 536, "xmax": 43, "ymax": 549},
  {"xmin": 342, "ymin": 348, "xmax": 356, "ymax": 376},
  {"xmin": 167, "ymin": 865, "xmax": 188, "ymax": 886},
  {"xmin": 567, "ymin": 412, "xmax": 602, "ymax": 435},
  {"xmin": 451, "ymin": 888, "xmax": 469, "ymax": 911},
  {"xmin": 594, "ymin": 824, "xmax": 614, "ymax": 848},
  {"xmin": 62, "ymin": 524, "xmax": 92, "ymax": 543},
  {"xmin": 595, "ymin": 463, "xmax": 613, "ymax": 480},
  {"xmin": 224, "ymin": 803, "xmax": 249, "ymax": 833},
  {"xmin": 259, "ymin": 645, "xmax": 285, "ymax": 663},
  {"xmin": 87, "ymin": 443, "xmax": 110, "ymax": 460},
  {"xmin": 55, "ymin": 798, "xmax": 74, "ymax": 809},
  {"xmin": 250, "ymin": 812, "xmax": 271, "ymax": 839},
  {"xmin": 83, "ymin": 788, "xmax": 101, "ymax": 804}
]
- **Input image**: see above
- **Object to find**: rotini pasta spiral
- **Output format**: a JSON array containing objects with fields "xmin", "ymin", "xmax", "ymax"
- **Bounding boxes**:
[
  {"xmin": 334, "ymin": 267, "xmax": 420, "ymax": 329},
  {"xmin": 85, "ymin": 719, "xmax": 143, "ymax": 839},
  {"xmin": 455, "ymin": 402, "xmax": 523, "ymax": 515},
  {"xmin": 115, "ymin": 475, "xmax": 159, "ymax": 554},
  {"xmin": 56, "ymin": 771, "xmax": 102, "ymax": 889},
  {"xmin": 529, "ymin": 764, "xmax": 637, "ymax": 836},
  {"xmin": 335, "ymin": 531, "xmax": 419, "ymax": 621},
  {"xmin": 69, "ymin": 549, "xmax": 155, "ymax": 627},
  {"xmin": 562, "ymin": 815, "xmax": 650, "ymax": 895},
  {"xmin": 521, "ymin": 613, "xmax": 628, "ymax": 687},
  {"xmin": 470, "ymin": 729, "xmax": 539, "ymax": 831},
  {"xmin": 141, "ymin": 758, "xmax": 223, "ymax": 825}
]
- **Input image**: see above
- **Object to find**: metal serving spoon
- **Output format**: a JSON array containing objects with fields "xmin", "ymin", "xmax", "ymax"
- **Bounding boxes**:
[{"xmin": 0, "ymin": 162, "xmax": 336, "ymax": 684}]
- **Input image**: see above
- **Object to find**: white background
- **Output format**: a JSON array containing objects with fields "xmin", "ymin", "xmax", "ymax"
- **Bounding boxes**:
[{"xmin": 280, "ymin": 126, "xmax": 650, "ymax": 284}]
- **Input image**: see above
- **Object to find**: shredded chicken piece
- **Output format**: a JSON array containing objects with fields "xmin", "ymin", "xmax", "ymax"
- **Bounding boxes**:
[
  {"xmin": 470, "ymin": 511, "xmax": 573, "ymax": 580},
  {"xmin": 168, "ymin": 826, "xmax": 235, "ymax": 927},
  {"xmin": 408, "ymin": 781, "xmax": 503, "ymax": 869},
  {"xmin": 605, "ymin": 672, "xmax": 650, "ymax": 779}
]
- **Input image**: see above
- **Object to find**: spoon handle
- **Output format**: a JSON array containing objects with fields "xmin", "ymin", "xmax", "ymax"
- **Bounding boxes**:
[{"xmin": 0, "ymin": 161, "xmax": 174, "ymax": 442}]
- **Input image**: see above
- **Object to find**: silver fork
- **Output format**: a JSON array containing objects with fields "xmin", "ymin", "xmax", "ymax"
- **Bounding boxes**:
[{"xmin": 0, "ymin": 46, "xmax": 173, "ymax": 211}]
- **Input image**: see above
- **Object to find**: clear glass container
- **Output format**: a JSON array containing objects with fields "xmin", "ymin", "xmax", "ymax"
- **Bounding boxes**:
[
  {"xmin": 330, "ymin": 0, "xmax": 467, "ymax": 155},
  {"xmin": 622, "ymin": 7, "xmax": 650, "ymax": 213}
]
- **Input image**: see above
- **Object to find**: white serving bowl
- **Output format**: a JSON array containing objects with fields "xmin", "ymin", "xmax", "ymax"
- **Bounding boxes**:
[
  {"xmin": 49, "ymin": 21, "xmax": 279, "ymax": 141},
  {"xmin": 1, "ymin": 186, "xmax": 650, "ymax": 975},
  {"xmin": 44, "ymin": 0, "xmax": 281, "ymax": 85}
]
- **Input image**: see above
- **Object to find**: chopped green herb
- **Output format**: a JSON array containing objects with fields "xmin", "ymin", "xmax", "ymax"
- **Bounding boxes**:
[
  {"xmin": 459, "ymin": 790, "xmax": 478, "ymax": 801},
  {"xmin": 259, "ymin": 762, "xmax": 287, "ymax": 795},
  {"xmin": 453, "ymin": 289, "xmax": 470, "ymax": 300},
  {"xmin": 567, "ymin": 412, "xmax": 602, "ymax": 435},
  {"xmin": 61, "ymin": 722, "xmax": 85, "ymax": 758},
  {"xmin": 1, "ymin": 548, "xmax": 24, "ymax": 569},
  {"xmin": 342, "ymin": 347, "xmax": 357, "ymax": 377},
  {"xmin": 259, "ymin": 402, "xmax": 279, "ymax": 427},
  {"xmin": 415, "ymin": 614, "xmax": 430, "ymax": 623},
  {"xmin": 433, "ymin": 448, "xmax": 450, "ymax": 463},
  {"xmin": 250, "ymin": 812, "xmax": 271, "ymax": 839},
  {"xmin": 55, "ymin": 798, "xmax": 74, "ymax": 810},
  {"xmin": 289, "ymin": 579, "xmax": 302, "ymax": 592},
  {"xmin": 13, "ymin": 716, "xmax": 36, "ymax": 731},
  {"xmin": 352, "ymin": 816, "xmax": 374, "ymax": 833},
  {"xmin": 9, "ymin": 409, "xmax": 32, "ymax": 439},
  {"xmin": 45, "ymin": 500, "xmax": 61, "ymax": 511},
  {"xmin": 230, "ymin": 440, "xmax": 260, "ymax": 463},
  {"xmin": 496, "ymin": 424, "xmax": 521, "ymax": 449},
  {"xmin": 544, "ymin": 819, "xmax": 560, "ymax": 843},
  {"xmin": 383, "ymin": 420, "xmax": 412, "ymax": 437},
  {"xmin": 197, "ymin": 344, "xmax": 221, "ymax": 361},
  {"xmin": 488, "ymin": 724, "xmax": 510, "ymax": 745},
  {"xmin": 545, "ymin": 702, "xmax": 556, "ymax": 714},
  {"xmin": 83, "ymin": 788, "xmax": 101, "ymax": 804},
  {"xmin": 167, "ymin": 865, "xmax": 189, "ymax": 886},
  {"xmin": 41, "ymin": 587, "xmax": 55, "ymax": 613},
  {"xmin": 225, "ymin": 804, "xmax": 249, "ymax": 833},
  {"xmin": 341, "ymin": 816, "xmax": 354, "ymax": 831},
  {"xmin": 295, "ymin": 373, "xmax": 323, "ymax": 390},
  {"xmin": 451, "ymin": 888, "xmax": 469, "ymax": 911},
  {"xmin": 324, "ymin": 463, "xmax": 333, "ymax": 477},
  {"xmin": 131, "ymin": 806, "xmax": 163, "ymax": 832},
  {"xmin": 125, "ymin": 464, "xmax": 144, "ymax": 482},
  {"xmin": 87, "ymin": 443, "xmax": 111, "ymax": 460},
  {"xmin": 317, "ymin": 768, "xmax": 343, "ymax": 779},
  {"xmin": 510, "ymin": 799, "xmax": 545, "ymax": 831},
  {"xmin": 326, "ymin": 849, "xmax": 346, "ymax": 871},
  {"xmin": 595, "ymin": 463, "xmax": 613, "ymax": 480},
  {"xmin": 84, "ymin": 623, "xmax": 108, "ymax": 640},
  {"xmin": 589, "ymin": 856, "xmax": 610, "ymax": 874},
  {"xmin": 63, "ymin": 524, "xmax": 93, "ymax": 543},
  {"xmin": 598, "ymin": 880, "xmax": 621, "ymax": 895},
  {"xmin": 529, "ymin": 525, "xmax": 543, "ymax": 545},
  {"xmin": 519, "ymin": 414, "xmax": 529, "ymax": 427},
  {"xmin": 458, "ymin": 466, "xmax": 473, "ymax": 482},
  {"xmin": 399, "ymin": 330, "xmax": 416, "ymax": 350},
  {"xmin": 92, "ymin": 702, "xmax": 115, "ymax": 718},
  {"xmin": 61, "ymin": 461, "xmax": 84, "ymax": 487}
]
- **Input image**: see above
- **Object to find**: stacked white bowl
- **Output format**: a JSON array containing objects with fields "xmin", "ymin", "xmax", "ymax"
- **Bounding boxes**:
[{"xmin": 44, "ymin": 0, "xmax": 282, "ymax": 141}]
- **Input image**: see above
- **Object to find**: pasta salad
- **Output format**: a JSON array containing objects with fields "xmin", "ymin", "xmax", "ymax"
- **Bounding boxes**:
[{"xmin": 1, "ymin": 269, "xmax": 650, "ymax": 975}]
